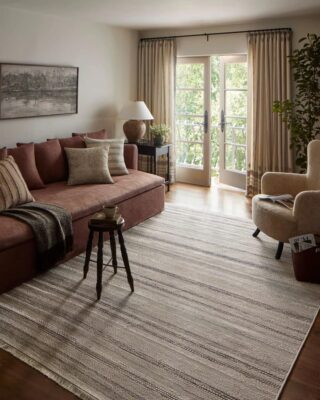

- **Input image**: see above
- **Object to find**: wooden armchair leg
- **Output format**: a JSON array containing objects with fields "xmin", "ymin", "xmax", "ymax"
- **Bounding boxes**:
[
  {"xmin": 252, "ymin": 228, "xmax": 260, "ymax": 238},
  {"xmin": 275, "ymin": 242, "xmax": 284, "ymax": 260}
]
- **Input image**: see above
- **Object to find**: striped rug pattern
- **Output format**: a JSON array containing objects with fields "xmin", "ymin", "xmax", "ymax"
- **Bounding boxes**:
[{"xmin": 0, "ymin": 205, "xmax": 319, "ymax": 400}]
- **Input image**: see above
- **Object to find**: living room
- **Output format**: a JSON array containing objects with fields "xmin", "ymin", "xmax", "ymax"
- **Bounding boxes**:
[{"xmin": 0, "ymin": 1, "xmax": 319, "ymax": 399}]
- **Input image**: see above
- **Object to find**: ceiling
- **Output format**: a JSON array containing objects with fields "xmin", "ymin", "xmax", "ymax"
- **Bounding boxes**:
[{"xmin": 0, "ymin": 0, "xmax": 320, "ymax": 30}]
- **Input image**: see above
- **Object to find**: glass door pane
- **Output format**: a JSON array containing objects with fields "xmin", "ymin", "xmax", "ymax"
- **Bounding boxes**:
[
  {"xmin": 219, "ymin": 55, "xmax": 248, "ymax": 189},
  {"xmin": 175, "ymin": 57, "xmax": 211, "ymax": 186}
]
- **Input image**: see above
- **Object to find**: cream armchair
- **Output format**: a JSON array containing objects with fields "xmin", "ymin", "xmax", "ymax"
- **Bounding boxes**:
[{"xmin": 252, "ymin": 140, "xmax": 320, "ymax": 259}]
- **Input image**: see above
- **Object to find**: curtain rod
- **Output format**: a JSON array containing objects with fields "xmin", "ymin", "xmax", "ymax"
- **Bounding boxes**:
[{"xmin": 140, "ymin": 27, "xmax": 292, "ymax": 41}]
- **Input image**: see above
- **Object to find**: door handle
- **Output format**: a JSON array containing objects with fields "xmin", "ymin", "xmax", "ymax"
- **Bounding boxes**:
[
  {"xmin": 204, "ymin": 110, "xmax": 208, "ymax": 134},
  {"xmin": 220, "ymin": 110, "xmax": 225, "ymax": 133}
]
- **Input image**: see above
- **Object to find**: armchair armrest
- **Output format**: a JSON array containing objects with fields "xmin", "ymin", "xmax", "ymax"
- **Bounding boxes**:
[
  {"xmin": 124, "ymin": 144, "xmax": 138, "ymax": 170},
  {"xmin": 261, "ymin": 172, "xmax": 307, "ymax": 196},
  {"xmin": 294, "ymin": 190, "xmax": 320, "ymax": 234}
]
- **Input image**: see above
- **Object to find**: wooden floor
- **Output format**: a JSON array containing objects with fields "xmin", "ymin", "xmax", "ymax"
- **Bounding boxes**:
[{"xmin": 0, "ymin": 181, "xmax": 319, "ymax": 399}]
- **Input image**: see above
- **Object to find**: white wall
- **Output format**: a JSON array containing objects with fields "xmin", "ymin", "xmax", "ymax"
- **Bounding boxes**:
[
  {"xmin": 0, "ymin": 7, "xmax": 138, "ymax": 147},
  {"xmin": 140, "ymin": 14, "xmax": 320, "ymax": 57}
]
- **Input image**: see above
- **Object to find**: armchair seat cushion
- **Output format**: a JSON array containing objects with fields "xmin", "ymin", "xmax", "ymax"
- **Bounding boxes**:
[{"xmin": 252, "ymin": 196, "xmax": 297, "ymax": 243}]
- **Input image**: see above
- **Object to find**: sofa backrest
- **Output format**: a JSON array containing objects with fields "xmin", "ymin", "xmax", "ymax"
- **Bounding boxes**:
[{"xmin": 3, "ymin": 133, "xmax": 138, "ymax": 189}]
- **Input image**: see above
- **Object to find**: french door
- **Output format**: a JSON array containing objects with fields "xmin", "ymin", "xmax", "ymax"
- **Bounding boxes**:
[
  {"xmin": 175, "ymin": 57, "xmax": 211, "ymax": 187},
  {"xmin": 175, "ymin": 55, "xmax": 248, "ymax": 189},
  {"xmin": 219, "ymin": 55, "xmax": 248, "ymax": 189}
]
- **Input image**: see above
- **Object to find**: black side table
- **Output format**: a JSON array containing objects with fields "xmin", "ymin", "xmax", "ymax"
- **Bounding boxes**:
[
  {"xmin": 136, "ymin": 142, "xmax": 171, "ymax": 191},
  {"xmin": 83, "ymin": 217, "xmax": 134, "ymax": 300}
]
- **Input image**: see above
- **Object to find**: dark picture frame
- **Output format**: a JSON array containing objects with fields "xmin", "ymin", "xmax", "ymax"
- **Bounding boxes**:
[{"xmin": 0, "ymin": 63, "xmax": 79, "ymax": 119}]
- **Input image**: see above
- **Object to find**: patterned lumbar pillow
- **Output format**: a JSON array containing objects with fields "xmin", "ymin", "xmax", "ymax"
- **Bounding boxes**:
[
  {"xmin": 0, "ymin": 156, "xmax": 34, "ymax": 211},
  {"xmin": 65, "ymin": 146, "xmax": 113, "ymax": 185},
  {"xmin": 84, "ymin": 137, "xmax": 128, "ymax": 176}
]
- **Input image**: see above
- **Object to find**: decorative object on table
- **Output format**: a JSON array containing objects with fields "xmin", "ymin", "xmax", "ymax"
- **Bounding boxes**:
[
  {"xmin": 83, "ymin": 211, "xmax": 134, "ymax": 300},
  {"xmin": 273, "ymin": 33, "xmax": 320, "ymax": 171},
  {"xmin": 252, "ymin": 140, "xmax": 320, "ymax": 260},
  {"xmin": 118, "ymin": 101, "xmax": 153, "ymax": 143},
  {"xmin": 0, "ymin": 63, "xmax": 78, "ymax": 119},
  {"xmin": 149, "ymin": 124, "xmax": 170, "ymax": 147},
  {"xmin": 91, "ymin": 205, "xmax": 122, "ymax": 225},
  {"xmin": 136, "ymin": 141, "xmax": 171, "ymax": 191}
]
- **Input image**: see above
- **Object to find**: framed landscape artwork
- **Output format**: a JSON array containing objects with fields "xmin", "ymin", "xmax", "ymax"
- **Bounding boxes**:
[{"xmin": 0, "ymin": 63, "xmax": 78, "ymax": 119}]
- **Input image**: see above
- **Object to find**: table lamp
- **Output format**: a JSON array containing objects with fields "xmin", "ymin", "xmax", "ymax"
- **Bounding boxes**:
[{"xmin": 119, "ymin": 101, "xmax": 154, "ymax": 143}]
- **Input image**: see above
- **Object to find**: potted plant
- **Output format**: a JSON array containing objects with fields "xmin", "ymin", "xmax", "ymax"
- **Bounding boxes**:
[
  {"xmin": 273, "ymin": 34, "xmax": 320, "ymax": 171},
  {"xmin": 150, "ymin": 124, "xmax": 170, "ymax": 147}
]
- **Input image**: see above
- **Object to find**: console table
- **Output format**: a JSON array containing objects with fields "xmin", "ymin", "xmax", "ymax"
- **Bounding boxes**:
[{"xmin": 136, "ymin": 142, "xmax": 171, "ymax": 191}]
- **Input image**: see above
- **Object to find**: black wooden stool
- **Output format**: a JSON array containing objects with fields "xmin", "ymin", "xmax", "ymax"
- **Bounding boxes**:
[{"xmin": 83, "ymin": 217, "xmax": 134, "ymax": 300}]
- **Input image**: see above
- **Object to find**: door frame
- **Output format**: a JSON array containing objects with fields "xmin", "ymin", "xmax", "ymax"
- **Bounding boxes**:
[{"xmin": 175, "ymin": 56, "xmax": 212, "ymax": 187}]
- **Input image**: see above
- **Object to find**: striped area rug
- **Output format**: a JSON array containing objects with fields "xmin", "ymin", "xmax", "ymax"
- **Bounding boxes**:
[{"xmin": 0, "ymin": 205, "xmax": 319, "ymax": 400}]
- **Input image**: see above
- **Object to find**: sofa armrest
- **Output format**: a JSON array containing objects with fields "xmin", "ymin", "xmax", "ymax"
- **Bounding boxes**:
[
  {"xmin": 261, "ymin": 172, "xmax": 307, "ymax": 196},
  {"xmin": 124, "ymin": 144, "xmax": 138, "ymax": 170},
  {"xmin": 294, "ymin": 190, "xmax": 320, "ymax": 234}
]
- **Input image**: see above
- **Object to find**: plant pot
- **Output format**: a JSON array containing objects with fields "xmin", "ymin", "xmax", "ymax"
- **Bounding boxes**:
[{"xmin": 154, "ymin": 136, "xmax": 164, "ymax": 147}]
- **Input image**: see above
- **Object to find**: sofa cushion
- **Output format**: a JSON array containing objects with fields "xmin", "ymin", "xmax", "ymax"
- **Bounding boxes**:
[
  {"xmin": 17, "ymin": 139, "xmax": 65, "ymax": 184},
  {"xmin": 0, "ymin": 156, "xmax": 34, "ymax": 211},
  {"xmin": 0, "ymin": 170, "xmax": 164, "ymax": 251},
  {"xmin": 72, "ymin": 129, "xmax": 107, "ymax": 139},
  {"xmin": 65, "ymin": 147, "xmax": 113, "ymax": 185},
  {"xmin": 58, "ymin": 135, "xmax": 85, "ymax": 149},
  {"xmin": 32, "ymin": 169, "xmax": 164, "ymax": 221},
  {"xmin": 85, "ymin": 137, "xmax": 128, "ymax": 176},
  {"xmin": 47, "ymin": 136, "xmax": 85, "ymax": 180},
  {"xmin": 7, "ymin": 144, "xmax": 45, "ymax": 190}
]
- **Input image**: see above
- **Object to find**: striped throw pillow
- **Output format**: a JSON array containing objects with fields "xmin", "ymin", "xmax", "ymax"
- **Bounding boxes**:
[
  {"xmin": 84, "ymin": 137, "xmax": 128, "ymax": 176},
  {"xmin": 0, "ymin": 156, "xmax": 34, "ymax": 211}
]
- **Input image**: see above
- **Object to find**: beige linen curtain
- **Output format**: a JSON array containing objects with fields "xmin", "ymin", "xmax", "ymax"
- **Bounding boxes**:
[
  {"xmin": 138, "ymin": 38, "xmax": 176, "ymax": 182},
  {"xmin": 246, "ymin": 30, "xmax": 293, "ymax": 197}
]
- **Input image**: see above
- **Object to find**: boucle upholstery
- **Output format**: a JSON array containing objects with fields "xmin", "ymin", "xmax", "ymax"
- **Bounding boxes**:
[{"xmin": 252, "ymin": 140, "xmax": 320, "ymax": 244}]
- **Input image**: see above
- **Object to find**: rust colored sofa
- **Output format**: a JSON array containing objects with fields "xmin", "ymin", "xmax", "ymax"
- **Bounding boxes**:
[{"xmin": 0, "ymin": 144, "xmax": 165, "ymax": 294}]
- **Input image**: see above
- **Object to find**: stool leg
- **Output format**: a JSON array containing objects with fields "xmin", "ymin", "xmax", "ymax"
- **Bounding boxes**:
[
  {"xmin": 109, "ymin": 231, "xmax": 118, "ymax": 274},
  {"xmin": 117, "ymin": 228, "xmax": 134, "ymax": 292},
  {"xmin": 96, "ymin": 232, "xmax": 104, "ymax": 300},
  {"xmin": 83, "ymin": 229, "xmax": 94, "ymax": 279}
]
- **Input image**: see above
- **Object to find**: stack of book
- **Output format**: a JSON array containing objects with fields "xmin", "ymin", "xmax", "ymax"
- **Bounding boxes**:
[{"xmin": 91, "ymin": 206, "xmax": 122, "ymax": 225}]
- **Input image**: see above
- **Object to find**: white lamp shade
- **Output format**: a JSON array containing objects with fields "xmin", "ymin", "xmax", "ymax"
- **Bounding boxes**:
[{"xmin": 118, "ymin": 101, "xmax": 153, "ymax": 121}]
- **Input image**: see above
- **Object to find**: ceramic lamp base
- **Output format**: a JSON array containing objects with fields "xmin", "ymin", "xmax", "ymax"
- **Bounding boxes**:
[{"xmin": 123, "ymin": 120, "xmax": 146, "ymax": 143}]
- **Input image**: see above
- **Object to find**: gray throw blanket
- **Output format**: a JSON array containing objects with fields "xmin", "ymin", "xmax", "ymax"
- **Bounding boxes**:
[{"xmin": 1, "ymin": 202, "xmax": 73, "ymax": 271}]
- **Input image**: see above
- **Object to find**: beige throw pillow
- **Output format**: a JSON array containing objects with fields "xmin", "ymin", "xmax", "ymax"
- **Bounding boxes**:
[
  {"xmin": 84, "ymin": 137, "xmax": 128, "ymax": 176},
  {"xmin": 65, "ymin": 147, "xmax": 113, "ymax": 185},
  {"xmin": 0, "ymin": 156, "xmax": 34, "ymax": 211}
]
